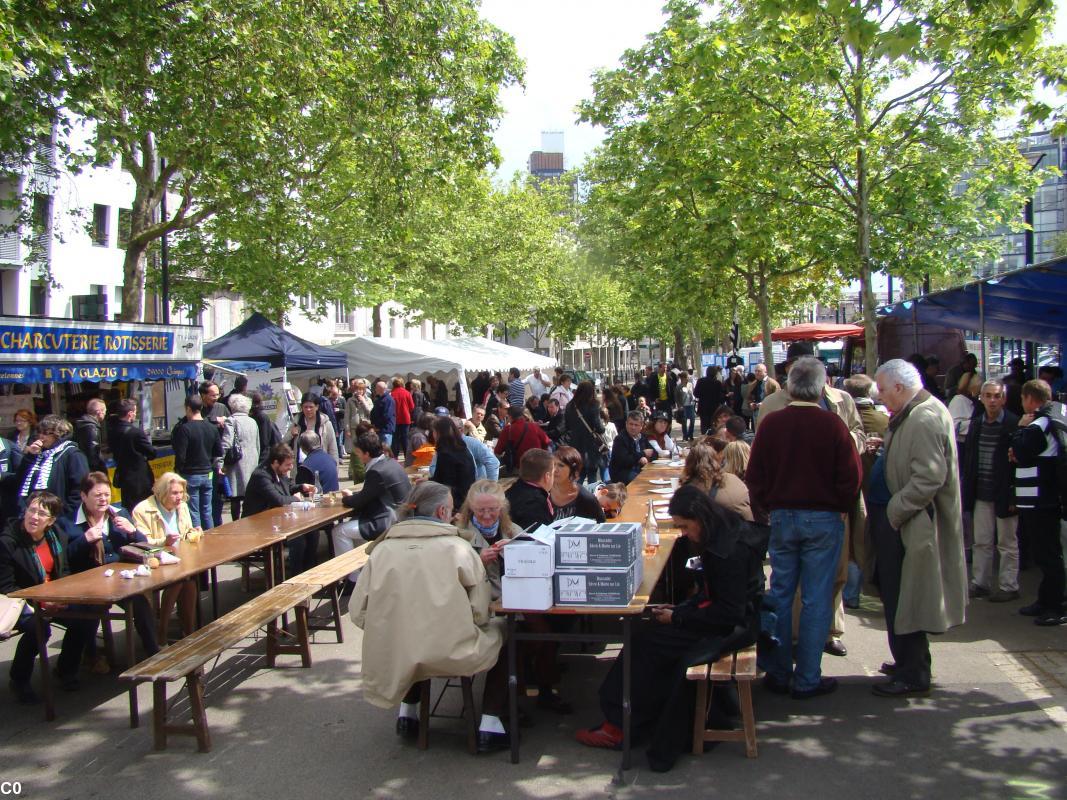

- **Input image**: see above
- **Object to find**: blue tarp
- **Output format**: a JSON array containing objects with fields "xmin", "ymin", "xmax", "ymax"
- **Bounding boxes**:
[
  {"xmin": 878, "ymin": 257, "xmax": 1067, "ymax": 345},
  {"xmin": 203, "ymin": 312, "xmax": 347, "ymax": 371}
]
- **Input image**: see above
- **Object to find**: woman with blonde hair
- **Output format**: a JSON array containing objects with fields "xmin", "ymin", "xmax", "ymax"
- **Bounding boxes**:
[
  {"xmin": 681, "ymin": 443, "xmax": 753, "ymax": 521},
  {"xmin": 456, "ymin": 480, "xmax": 523, "ymax": 602},
  {"xmin": 721, "ymin": 440, "xmax": 751, "ymax": 481},
  {"xmin": 132, "ymin": 472, "xmax": 200, "ymax": 638}
]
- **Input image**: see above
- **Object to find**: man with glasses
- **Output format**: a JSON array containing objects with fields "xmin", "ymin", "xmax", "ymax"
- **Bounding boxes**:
[{"xmin": 960, "ymin": 380, "xmax": 1020, "ymax": 602}]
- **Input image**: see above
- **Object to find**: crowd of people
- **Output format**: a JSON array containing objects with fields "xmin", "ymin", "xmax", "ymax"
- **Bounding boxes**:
[{"xmin": 2, "ymin": 347, "xmax": 1065, "ymax": 773}]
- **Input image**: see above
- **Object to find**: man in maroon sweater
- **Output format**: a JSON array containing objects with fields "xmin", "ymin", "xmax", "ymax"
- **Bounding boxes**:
[{"xmin": 746, "ymin": 357, "xmax": 862, "ymax": 699}]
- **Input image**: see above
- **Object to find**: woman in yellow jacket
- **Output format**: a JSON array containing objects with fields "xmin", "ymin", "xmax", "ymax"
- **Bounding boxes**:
[{"xmin": 132, "ymin": 472, "xmax": 200, "ymax": 641}]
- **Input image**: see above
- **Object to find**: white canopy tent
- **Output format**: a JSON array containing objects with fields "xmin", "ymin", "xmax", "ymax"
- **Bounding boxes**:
[{"xmin": 331, "ymin": 336, "xmax": 558, "ymax": 417}]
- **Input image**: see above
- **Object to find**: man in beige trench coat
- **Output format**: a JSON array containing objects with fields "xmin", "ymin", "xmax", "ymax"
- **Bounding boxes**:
[{"xmin": 870, "ymin": 359, "xmax": 967, "ymax": 697}]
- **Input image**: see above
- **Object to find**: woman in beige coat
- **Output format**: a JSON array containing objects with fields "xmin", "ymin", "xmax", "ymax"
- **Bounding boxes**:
[
  {"xmin": 351, "ymin": 481, "xmax": 511, "ymax": 752},
  {"xmin": 131, "ymin": 472, "xmax": 200, "ymax": 639}
]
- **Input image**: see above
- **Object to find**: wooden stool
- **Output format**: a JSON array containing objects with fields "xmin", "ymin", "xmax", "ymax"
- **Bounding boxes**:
[
  {"xmin": 687, "ymin": 645, "xmax": 758, "ymax": 758},
  {"xmin": 416, "ymin": 677, "xmax": 479, "ymax": 755}
]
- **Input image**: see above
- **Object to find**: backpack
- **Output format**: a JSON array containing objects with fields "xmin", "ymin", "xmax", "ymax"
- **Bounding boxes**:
[{"xmin": 223, "ymin": 418, "xmax": 244, "ymax": 467}]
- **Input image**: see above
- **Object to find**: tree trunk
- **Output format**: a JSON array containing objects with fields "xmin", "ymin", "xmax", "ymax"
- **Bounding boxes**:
[
  {"xmin": 119, "ymin": 242, "xmax": 148, "ymax": 322},
  {"xmin": 690, "ymin": 327, "xmax": 704, "ymax": 377},
  {"xmin": 747, "ymin": 268, "xmax": 776, "ymax": 380},
  {"xmin": 854, "ymin": 52, "xmax": 878, "ymax": 374},
  {"xmin": 673, "ymin": 327, "xmax": 687, "ymax": 371},
  {"xmin": 372, "ymin": 303, "xmax": 383, "ymax": 337}
]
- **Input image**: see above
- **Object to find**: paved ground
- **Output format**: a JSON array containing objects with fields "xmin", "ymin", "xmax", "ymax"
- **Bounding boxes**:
[{"xmin": 3, "ymin": 460, "xmax": 1066, "ymax": 799}]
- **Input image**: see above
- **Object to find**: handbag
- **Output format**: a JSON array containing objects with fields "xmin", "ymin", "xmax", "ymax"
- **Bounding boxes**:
[
  {"xmin": 0, "ymin": 594, "xmax": 26, "ymax": 639},
  {"xmin": 575, "ymin": 407, "xmax": 610, "ymax": 456}
]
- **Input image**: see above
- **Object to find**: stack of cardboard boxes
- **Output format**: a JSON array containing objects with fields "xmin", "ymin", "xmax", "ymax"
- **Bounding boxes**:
[{"xmin": 501, "ymin": 518, "xmax": 644, "ymax": 610}]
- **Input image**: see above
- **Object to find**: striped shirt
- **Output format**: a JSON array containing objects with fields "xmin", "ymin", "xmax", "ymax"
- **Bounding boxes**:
[
  {"xmin": 1013, "ymin": 415, "xmax": 1059, "ymax": 510},
  {"xmin": 975, "ymin": 418, "xmax": 1002, "ymax": 502}
]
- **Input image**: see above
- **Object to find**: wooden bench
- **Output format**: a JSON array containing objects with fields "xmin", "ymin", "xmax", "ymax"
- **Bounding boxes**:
[
  {"xmin": 282, "ymin": 545, "xmax": 370, "ymax": 643},
  {"xmin": 120, "ymin": 582, "xmax": 319, "ymax": 752},
  {"xmin": 686, "ymin": 645, "xmax": 758, "ymax": 758}
]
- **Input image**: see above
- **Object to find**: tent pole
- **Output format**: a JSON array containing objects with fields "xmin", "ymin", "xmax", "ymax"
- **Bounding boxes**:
[{"xmin": 979, "ymin": 280, "xmax": 987, "ymax": 377}]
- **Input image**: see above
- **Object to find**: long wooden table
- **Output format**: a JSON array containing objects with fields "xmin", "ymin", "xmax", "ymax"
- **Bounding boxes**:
[
  {"xmin": 11, "ymin": 502, "xmax": 353, "ymax": 724},
  {"xmin": 491, "ymin": 457, "xmax": 686, "ymax": 775}
]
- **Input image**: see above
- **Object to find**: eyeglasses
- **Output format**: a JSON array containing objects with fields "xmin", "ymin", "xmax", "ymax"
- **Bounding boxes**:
[{"xmin": 25, "ymin": 507, "xmax": 55, "ymax": 520}]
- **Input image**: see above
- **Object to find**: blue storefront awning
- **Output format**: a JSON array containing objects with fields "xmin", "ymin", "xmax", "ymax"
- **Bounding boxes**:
[{"xmin": 0, "ymin": 362, "xmax": 200, "ymax": 384}]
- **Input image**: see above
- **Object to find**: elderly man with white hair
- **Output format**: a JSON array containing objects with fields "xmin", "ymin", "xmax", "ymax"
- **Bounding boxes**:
[
  {"xmin": 746, "ymin": 357, "xmax": 862, "ymax": 699},
  {"xmin": 870, "ymin": 359, "xmax": 967, "ymax": 697}
]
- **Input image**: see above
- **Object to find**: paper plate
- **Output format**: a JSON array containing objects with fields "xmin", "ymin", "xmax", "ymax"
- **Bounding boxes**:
[
  {"xmin": 649, "ymin": 479, "xmax": 672, "ymax": 485},
  {"xmin": 650, "ymin": 488, "xmax": 675, "ymax": 495}
]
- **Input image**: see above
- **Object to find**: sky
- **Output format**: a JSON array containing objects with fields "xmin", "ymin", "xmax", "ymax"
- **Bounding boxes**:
[{"xmin": 480, "ymin": 0, "xmax": 1067, "ymax": 181}]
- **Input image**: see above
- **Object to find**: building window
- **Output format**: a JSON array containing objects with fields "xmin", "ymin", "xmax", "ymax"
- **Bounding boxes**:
[
  {"xmin": 92, "ymin": 204, "xmax": 109, "ymax": 247},
  {"xmin": 117, "ymin": 208, "xmax": 132, "ymax": 249},
  {"xmin": 29, "ymin": 280, "xmax": 47, "ymax": 317}
]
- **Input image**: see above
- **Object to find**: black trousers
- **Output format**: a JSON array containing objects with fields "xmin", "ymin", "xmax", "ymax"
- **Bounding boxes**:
[
  {"xmin": 1021, "ymin": 507, "xmax": 1065, "ymax": 613},
  {"xmin": 287, "ymin": 530, "xmax": 320, "ymax": 576},
  {"xmin": 10, "ymin": 609, "xmax": 92, "ymax": 683},
  {"xmin": 869, "ymin": 503, "xmax": 931, "ymax": 688},
  {"xmin": 599, "ymin": 621, "xmax": 743, "ymax": 771}
]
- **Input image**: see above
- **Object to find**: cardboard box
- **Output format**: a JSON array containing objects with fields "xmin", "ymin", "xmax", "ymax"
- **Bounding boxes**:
[
  {"xmin": 501, "ymin": 576, "xmax": 554, "ymax": 611},
  {"xmin": 553, "ymin": 558, "xmax": 644, "ymax": 607},
  {"xmin": 501, "ymin": 526, "xmax": 555, "ymax": 577},
  {"xmin": 550, "ymin": 519, "xmax": 643, "ymax": 569}
]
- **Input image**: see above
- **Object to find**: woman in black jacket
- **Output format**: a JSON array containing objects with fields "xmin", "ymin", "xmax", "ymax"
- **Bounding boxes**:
[
  {"xmin": 16, "ymin": 415, "xmax": 89, "ymax": 520},
  {"xmin": 575, "ymin": 485, "xmax": 764, "ymax": 772},
  {"xmin": 550, "ymin": 446, "xmax": 605, "ymax": 522},
  {"xmin": 563, "ymin": 381, "xmax": 606, "ymax": 485},
  {"xmin": 0, "ymin": 491, "xmax": 92, "ymax": 702},
  {"xmin": 428, "ymin": 417, "xmax": 476, "ymax": 509}
]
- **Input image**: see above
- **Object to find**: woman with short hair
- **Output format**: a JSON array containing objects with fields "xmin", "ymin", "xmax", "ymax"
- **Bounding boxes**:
[
  {"xmin": 63, "ymin": 472, "xmax": 160, "ymax": 668},
  {"xmin": 0, "ymin": 491, "xmax": 91, "ymax": 703},
  {"xmin": 16, "ymin": 415, "xmax": 89, "ymax": 519},
  {"xmin": 550, "ymin": 446, "xmax": 605, "ymax": 522},
  {"xmin": 681, "ymin": 443, "xmax": 753, "ymax": 521},
  {"xmin": 132, "ymin": 472, "xmax": 200, "ymax": 639},
  {"xmin": 224, "ymin": 393, "xmax": 262, "ymax": 520},
  {"xmin": 455, "ymin": 480, "xmax": 523, "ymax": 602}
]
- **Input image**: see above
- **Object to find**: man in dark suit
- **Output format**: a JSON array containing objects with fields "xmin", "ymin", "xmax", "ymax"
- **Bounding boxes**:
[
  {"xmin": 609, "ymin": 411, "xmax": 654, "ymax": 485},
  {"xmin": 334, "ymin": 430, "xmax": 410, "ymax": 593},
  {"xmin": 109, "ymin": 399, "xmax": 156, "ymax": 510},
  {"xmin": 243, "ymin": 443, "xmax": 316, "ymax": 575}
]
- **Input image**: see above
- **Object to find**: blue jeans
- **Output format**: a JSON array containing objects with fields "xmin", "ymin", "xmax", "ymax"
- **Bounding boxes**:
[
  {"xmin": 767, "ymin": 509, "xmax": 844, "ymax": 692},
  {"xmin": 380, "ymin": 432, "xmax": 393, "ymax": 449},
  {"xmin": 185, "ymin": 473, "xmax": 214, "ymax": 530},
  {"xmin": 682, "ymin": 405, "xmax": 696, "ymax": 439}
]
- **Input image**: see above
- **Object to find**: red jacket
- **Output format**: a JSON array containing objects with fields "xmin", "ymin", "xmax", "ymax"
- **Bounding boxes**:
[
  {"xmin": 494, "ymin": 418, "xmax": 550, "ymax": 463},
  {"xmin": 392, "ymin": 386, "xmax": 415, "ymax": 425}
]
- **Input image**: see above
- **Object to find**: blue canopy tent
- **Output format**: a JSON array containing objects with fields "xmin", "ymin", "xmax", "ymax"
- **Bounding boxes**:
[
  {"xmin": 878, "ymin": 257, "xmax": 1067, "ymax": 345},
  {"xmin": 202, "ymin": 312, "xmax": 347, "ymax": 371}
]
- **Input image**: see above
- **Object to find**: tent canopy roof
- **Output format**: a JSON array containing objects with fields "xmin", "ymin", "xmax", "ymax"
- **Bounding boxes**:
[
  {"xmin": 332, "ymin": 335, "xmax": 557, "ymax": 378},
  {"xmin": 757, "ymin": 323, "xmax": 865, "ymax": 342},
  {"xmin": 203, "ymin": 313, "xmax": 347, "ymax": 371},
  {"xmin": 878, "ymin": 257, "xmax": 1067, "ymax": 345}
]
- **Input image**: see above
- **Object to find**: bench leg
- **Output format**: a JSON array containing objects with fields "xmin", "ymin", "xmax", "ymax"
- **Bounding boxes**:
[
  {"xmin": 418, "ymin": 680, "xmax": 431, "ymax": 751},
  {"xmin": 328, "ymin": 584, "xmax": 344, "ymax": 644},
  {"xmin": 266, "ymin": 616, "xmax": 279, "ymax": 668},
  {"xmin": 153, "ymin": 682, "xmax": 168, "ymax": 751},
  {"xmin": 187, "ymin": 671, "xmax": 212, "ymax": 753},
  {"xmin": 738, "ymin": 680, "xmax": 757, "ymax": 758},
  {"xmin": 461, "ymin": 677, "xmax": 477, "ymax": 756},
  {"xmin": 693, "ymin": 678, "xmax": 709, "ymax": 756},
  {"xmin": 295, "ymin": 604, "xmax": 312, "ymax": 668}
]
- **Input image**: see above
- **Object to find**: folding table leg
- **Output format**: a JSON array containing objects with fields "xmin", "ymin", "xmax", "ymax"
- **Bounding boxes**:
[
  {"xmin": 125, "ymin": 602, "xmax": 139, "ymax": 728},
  {"xmin": 621, "ymin": 617, "xmax": 632, "ymax": 771},
  {"xmin": 507, "ymin": 613, "xmax": 519, "ymax": 764},
  {"xmin": 34, "ymin": 604, "xmax": 55, "ymax": 722}
]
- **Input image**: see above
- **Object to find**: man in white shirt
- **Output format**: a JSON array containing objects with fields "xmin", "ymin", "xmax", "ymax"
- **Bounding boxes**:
[{"xmin": 524, "ymin": 368, "xmax": 550, "ymax": 400}]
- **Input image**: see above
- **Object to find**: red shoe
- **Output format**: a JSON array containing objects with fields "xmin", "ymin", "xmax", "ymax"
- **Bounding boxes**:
[{"xmin": 575, "ymin": 721, "xmax": 624, "ymax": 749}]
